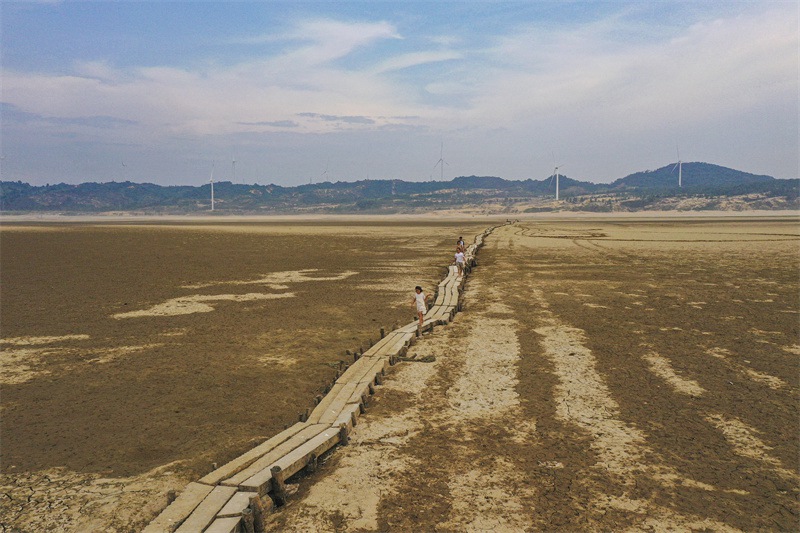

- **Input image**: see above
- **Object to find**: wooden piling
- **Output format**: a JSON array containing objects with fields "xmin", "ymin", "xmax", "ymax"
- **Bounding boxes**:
[
  {"xmin": 249, "ymin": 494, "xmax": 267, "ymax": 533},
  {"xmin": 339, "ymin": 423, "xmax": 349, "ymax": 446},
  {"xmin": 242, "ymin": 507, "xmax": 255, "ymax": 533},
  {"xmin": 306, "ymin": 453, "xmax": 318, "ymax": 473},
  {"xmin": 270, "ymin": 466, "xmax": 288, "ymax": 506}
]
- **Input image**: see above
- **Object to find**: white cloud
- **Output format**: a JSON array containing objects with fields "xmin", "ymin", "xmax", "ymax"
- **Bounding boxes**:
[
  {"xmin": 451, "ymin": 5, "xmax": 798, "ymax": 133},
  {"xmin": 6, "ymin": 8, "xmax": 795, "ymax": 134},
  {"xmin": 2, "ymin": 6, "xmax": 797, "ymax": 183},
  {"xmin": 371, "ymin": 50, "xmax": 462, "ymax": 74},
  {"xmin": 240, "ymin": 19, "xmax": 401, "ymax": 66}
]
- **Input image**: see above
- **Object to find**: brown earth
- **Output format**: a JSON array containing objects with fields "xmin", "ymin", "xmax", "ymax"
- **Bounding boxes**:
[
  {"xmin": 0, "ymin": 219, "xmax": 490, "ymax": 532},
  {"xmin": 266, "ymin": 217, "xmax": 799, "ymax": 532}
]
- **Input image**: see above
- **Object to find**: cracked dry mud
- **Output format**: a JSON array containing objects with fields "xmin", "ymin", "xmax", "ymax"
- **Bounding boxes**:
[
  {"xmin": 267, "ymin": 218, "xmax": 798, "ymax": 532},
  {"xmin": 0, "ymin": 217, "xmax": 800, "ymax": 531},
  {"xmin": 0, "ymin": 220, "xmax": 488, "ymax": 532}
]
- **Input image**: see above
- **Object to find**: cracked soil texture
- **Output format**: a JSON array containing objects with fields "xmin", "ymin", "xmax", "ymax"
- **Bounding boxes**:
[
  {"xmin": 0, "ymin": 219, "xmax": 489, "ymax": 532},
  {"xmin": 266, "ymin": 217, "xmax": 799, "ymax": 532}
]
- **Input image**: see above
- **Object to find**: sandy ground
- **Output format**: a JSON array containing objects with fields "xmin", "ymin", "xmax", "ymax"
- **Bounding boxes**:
[
  {"xmin": 266, "ymin": 217, "xmax": 799, "ymax": 532},
  {"xmin": 0, "ymin": 220, "xmax": 489, "ymax": 532},
  {"xmin": 2, "ymin": 216, "xmax": 797, "ymax": 531}
]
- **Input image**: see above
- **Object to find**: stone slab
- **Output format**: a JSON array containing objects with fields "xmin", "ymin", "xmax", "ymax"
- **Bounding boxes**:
[
  {"xmin": 239, "ymin": 427, "xmax": 341, "ymax": 493},
  {"xmin": 333, "ymin": 402, "xmax": 362, "ymax": 433},
  {"xmin": 199, "ymin": 422, "xmax": 308, "ymax": 485},
  {"xmin": 318, "ymin": 381, "xmax": 360, "ymax": 425},
  {"xmin": 371, "ymin": 331, "xmax": 413, "ymax": 358},
  {"xmin": 142, "ymin": 482, "xmax": 215, "ymax": 533},
  {"xmin": 306, "ymin": 383, "xmax": 344, "ymax": 423},
  {"xmin": 204, "ymin": 517, "xmax": 241, "ymax": 533},
  {"xmin": 357, "ymin": 357, "xmax": 390, "ymax": 385},
  {"xmin": 175, "ymin": 485, "xmax": 237, "ymax": 533},
  {"xmin": 333, "ymin": 357, "xmax": 374, "ymax": 386},
  {"xmin": 221, "ymin": 424, "xmax": 329, "ymax": 488},
  {"xmin": 360, "ymin": 330, "xmax": 404, "ymax": 357},
  {"xmin": 345, "ymin": 380, "xmax": 372, "ymax": 405},
  {"xmin": 216, "ymin": 490, "xmax": 253, "ymax": 518}
]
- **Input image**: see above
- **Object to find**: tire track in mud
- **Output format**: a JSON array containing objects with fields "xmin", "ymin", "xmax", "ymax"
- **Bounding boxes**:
[
  {"xmin": 267, "ymin": 222, "xmax": 798, "ymax": 532},
  {"xmin": 528, "ymin": 288, "xmax": 751, "ymax": 518},
  {"xmin": 640, "ymin": 347, "xmax": 795, "ymax": 483},
  {"xmin": 507, "ymin": 221, "xmax": 799, "ymax": 531}
]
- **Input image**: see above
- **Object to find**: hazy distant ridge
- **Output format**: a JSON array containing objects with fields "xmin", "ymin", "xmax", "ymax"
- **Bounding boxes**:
[
  {"xmin": 1, "ymin": 162, "xmax": 797, "ymax": 213},
  {"xmin": 612, "ymin": 162, "xmax": 774, "ymax": 189}
]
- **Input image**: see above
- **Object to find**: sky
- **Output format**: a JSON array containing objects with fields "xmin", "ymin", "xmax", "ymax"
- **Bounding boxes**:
[{"xmin": 1, "ymin": 1, "xmax": 797, "ymax": 186}]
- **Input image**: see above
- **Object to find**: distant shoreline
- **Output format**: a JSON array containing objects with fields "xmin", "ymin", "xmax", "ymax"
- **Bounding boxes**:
[{"xmin": 1, "ymin": 210, "xmax": 798, "ymax": 224}]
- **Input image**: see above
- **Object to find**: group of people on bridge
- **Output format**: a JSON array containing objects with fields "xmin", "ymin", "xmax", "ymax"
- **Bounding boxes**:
[{"xmin": 412, "ymin": 236, "xmax": 467, "ymax": 328}]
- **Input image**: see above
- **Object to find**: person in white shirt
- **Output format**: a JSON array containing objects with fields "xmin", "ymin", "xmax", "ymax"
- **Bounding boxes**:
[
  {"xmin": 454, "ymin": 249, "xmax": 466, "ymax": 275},
  {"xmin": 412, "ymin": 286, "xmax": 428, "ymax": 328}
]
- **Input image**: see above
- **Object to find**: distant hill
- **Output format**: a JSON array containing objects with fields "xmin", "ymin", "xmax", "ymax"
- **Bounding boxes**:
[
  {"xmin": 612, "ymin": 162, "xmax": 775, "ymax": 190},
  {"xmin": 1, "ymin": 162, "xmax": 797, "ymax": 214}
]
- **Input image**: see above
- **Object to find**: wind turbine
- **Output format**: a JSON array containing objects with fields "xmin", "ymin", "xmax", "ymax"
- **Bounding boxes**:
[
  {"xmin": 318, "ymin": 158, "xmax": 330, "ymax": 184},
  {"xmin": 433, "ymin": 141, "xmax": 448, "ymax": 181},
  {"xmin": 672, "ymin": 146, "xmax": 683, "ymax": 188},
  {"xmin": 210, "ymin": 164, "xmax": 215, "ymax": 211},
  {"xmin": 551, "ymin": 153, "xmax": 563, "ymax": 201},
  {"xmin": 554, "ymin": 165, "xmax": 563, "ymax": 200},
  {"xmin": 231, "ymin": 155, "xmax": 236, "ymax": 184}
]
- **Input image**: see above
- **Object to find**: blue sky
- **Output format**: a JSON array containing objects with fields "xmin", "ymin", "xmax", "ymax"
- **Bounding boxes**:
[{"xmin": 1, "ymin": 1, "xmax": 797, "ymax": 186}]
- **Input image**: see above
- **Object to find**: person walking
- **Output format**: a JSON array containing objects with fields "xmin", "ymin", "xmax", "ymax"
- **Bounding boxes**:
[
  {"xmin": 454, "ymin": 248, "xmax": 466, "ymax": 275},
  {"xmin": 412, "ymin": 286, "xmax": 428, "ymax": 328}
]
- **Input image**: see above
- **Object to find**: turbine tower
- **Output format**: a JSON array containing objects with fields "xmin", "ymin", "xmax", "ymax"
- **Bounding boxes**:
[
  {"xmin": 433, "ymin": 141, "xmax": 447, "ymax": 181},
  {"xmin": 672, "ymin": 146, "xmax": 683, "ymax": 188},
  {"xmin": 554, "ymin": 165, "xmax": 561, "ymax": 201},
  {"xmin": 318, "ymin": 159, "xmax": 330, "ymax": 184},
  {"xmin": 210, "ymin": 164, "xmax": 215, "ymax": 211},
  {"xmin": 549, "ymin": 152, "xmax": 564, "ymax": 201},
  {"xmin": 231, "ymin": 155, "xmax": 236, "ymax": 184}
]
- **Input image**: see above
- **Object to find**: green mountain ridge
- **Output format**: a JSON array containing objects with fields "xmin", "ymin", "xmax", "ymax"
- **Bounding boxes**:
[{"xmin": 1, "ymin": 162, "xmax": 797, "ymax": 213}]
